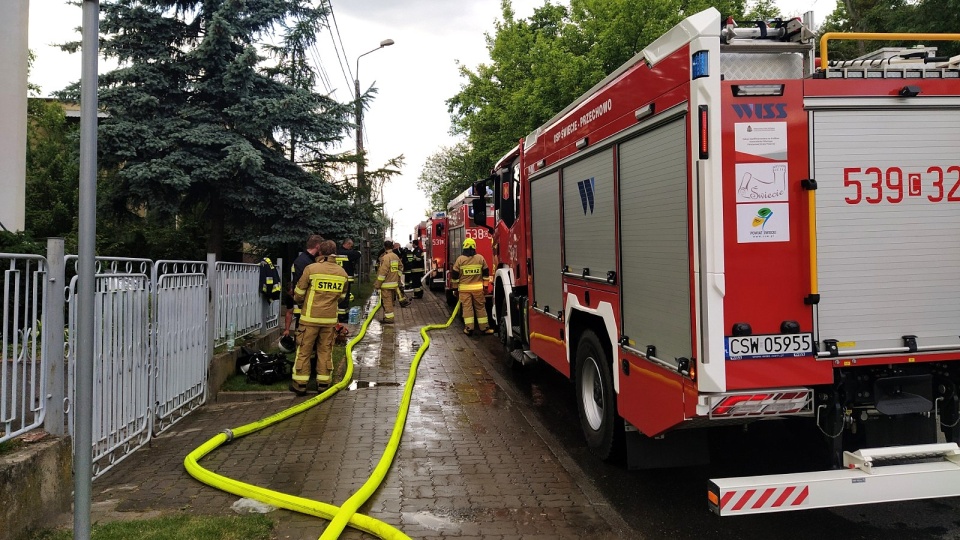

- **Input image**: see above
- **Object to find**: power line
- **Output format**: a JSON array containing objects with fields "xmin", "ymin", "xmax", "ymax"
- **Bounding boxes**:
[
  {"xmin": 308, "ymin": 42, "xmax": 335, "ymax": 96},
  {"xmin": 322, "ymin": 0, "xmax": 354, "ymax": 92}
]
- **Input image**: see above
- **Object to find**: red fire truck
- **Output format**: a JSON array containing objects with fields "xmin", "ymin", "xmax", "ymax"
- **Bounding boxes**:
[
  {"xmin": 424, "ymin": 211, "xmax": 447, "ymax": 291},
  {"xmin": 445, "ymin": 186, "xmax": 496, "ymax": 307},
  {"xmin": 412, "ymin": 220, "xmax": 428, "ymax": 252},
  {"xmin": 473, "ymin": 8, "xmax": 960, "ymax": 515}
]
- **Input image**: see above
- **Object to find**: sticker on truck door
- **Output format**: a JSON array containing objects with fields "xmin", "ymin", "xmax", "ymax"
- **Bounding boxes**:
[
  {"xmin": 736, "ymin": 203, "xmax": 789, "ymax": 243},
  {"xmin": 725, "ymin": 333, "xmax": 813, "ymax": 360},
  {"xmin": 735, "ymin": 122, "xmax": 787, "ymax": 161},
  {"xmin": 736, "ymin": 163, "xmax": 788, "ymax": 202}
]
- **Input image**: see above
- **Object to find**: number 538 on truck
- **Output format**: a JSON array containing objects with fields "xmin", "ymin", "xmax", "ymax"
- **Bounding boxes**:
[{"xmin": 470, "ymin": 8, "xmax": 960, "ymax": 516}]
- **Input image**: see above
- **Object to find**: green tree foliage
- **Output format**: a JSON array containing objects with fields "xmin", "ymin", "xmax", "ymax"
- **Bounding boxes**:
[
  {"xmin": 571, "ymin": 0, "xmax": 745, "ymax": 74},
  {"xmin": 91, "ymin": 0, "xmax": 360, "ymax": 258},
  {"xmin": 417, "ymin": 143, "xmax": 477, "ymax": 211},
  {"xmin": 819, "ymin": 0, "xmax": 959, "ymax": 59},
  {"xmin": 743, "ymin": 0, "xmax": 781, "ymax": 21},
  {"xmin": 25, "ymin": 99, "xmax": 79, "ymax": 245},
  {"xmin": 448, "ymin": 1, "xmax": 604, "ymax": 182},
  {"xmin": 444, "ymin": 0, "xmax": 746, "ymax": 195}
]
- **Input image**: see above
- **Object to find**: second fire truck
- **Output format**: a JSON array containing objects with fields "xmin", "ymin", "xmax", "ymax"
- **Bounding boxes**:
[
  {"xmin": 423, "ymin": 211, "xmax": 447, "ymax": 291},
  {"xmin": 472, "ymin": 8, "xmax": 960, "ymax": 515},
  {"xmin": 444, "ymin": 186, "xmax": 496, "ymax": 307}
]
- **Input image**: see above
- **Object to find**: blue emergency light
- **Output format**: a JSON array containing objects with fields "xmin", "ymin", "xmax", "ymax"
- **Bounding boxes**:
[{"xmin": 692, "ymin": 50, "xmax": 709, "ymax": 79}]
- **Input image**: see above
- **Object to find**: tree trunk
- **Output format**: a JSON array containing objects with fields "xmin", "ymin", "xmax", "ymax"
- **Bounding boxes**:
[{"xmin": 206, "ymin": 202, "xmax": 224, "ymax": 259}]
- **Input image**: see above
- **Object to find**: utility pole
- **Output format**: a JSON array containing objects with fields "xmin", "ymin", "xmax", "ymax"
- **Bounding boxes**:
[
  {"xmin": 354, "ymin": 38, "xmax": 394, "ymax": 282},
  {"xmin": 355, "ymin": 77, "xmax": 367, "ymax": 281}
]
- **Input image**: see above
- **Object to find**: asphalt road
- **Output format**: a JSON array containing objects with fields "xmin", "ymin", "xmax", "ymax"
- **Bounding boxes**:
[{"xmin": 451, "ymin": 292, "xmax": 960, "ymax": 540}]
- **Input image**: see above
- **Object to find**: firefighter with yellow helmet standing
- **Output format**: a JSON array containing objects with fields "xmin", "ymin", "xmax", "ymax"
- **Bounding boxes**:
[
  {"xmin": 452, "ymin": 237, "xmax": 493, "ymax": 335},
  {"xmin": 291, "ymin": 240, "xmax": 348, "ymax": 395},
  {"xmin": 374, "ymin": 240, "xmax": 405, "ymax": 324}
]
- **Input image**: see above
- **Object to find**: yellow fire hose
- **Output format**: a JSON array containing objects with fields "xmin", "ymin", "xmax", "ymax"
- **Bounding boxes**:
[
  {"xmin": 321, "ymin": 302, "xmax": 461, "ymax": 539},
  {"xmin": 184, "ymin": 296, "xmax": 462, "ymax": 539}
]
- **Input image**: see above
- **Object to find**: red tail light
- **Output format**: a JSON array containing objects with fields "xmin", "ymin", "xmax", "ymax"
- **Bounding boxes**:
[
  {"xmin": 711, "ymin": 390, "xmax": 812, "ymax": 417},
  {"xmin": 698, "ymin": 105, "xmax": 709, "ymax": 159}
]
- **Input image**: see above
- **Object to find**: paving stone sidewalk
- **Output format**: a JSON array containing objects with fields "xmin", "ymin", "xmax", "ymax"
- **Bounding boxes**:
[{"xmin": 78, "ymin": 291, "xmax": 628, "ymax": 539}]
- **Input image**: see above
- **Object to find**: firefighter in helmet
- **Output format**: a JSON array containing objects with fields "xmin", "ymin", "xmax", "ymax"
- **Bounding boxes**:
[
  {"xmin": 283, "ymin": 234, "xmax": 323, "ymax": 338},
  {"xmin": 335, "ymin": 238, "xmax": 360, "ymax": 322},
  {"xmin": 452, "ymin": 237, "xmax": 493, "ymax": 335},
  {"xmin": 374, "ymin": 240, "xmax": 405, "ymax": 324},
  {"xmin": 402, "ymin": 241, "xmax": 425, "ymax": 299},
  {"xmin": 291, "ymin": 240, "xmax": 348, "ymax": 395}
]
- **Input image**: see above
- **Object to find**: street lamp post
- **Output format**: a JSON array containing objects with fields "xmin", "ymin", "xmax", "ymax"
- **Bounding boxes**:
[
  {"xmin": 390, "ymin": 207, "xmax": 403, "ymax": 240},
  {"xmin": 355, "ymin": 38, "xmax": 394, "ymax": 283}
]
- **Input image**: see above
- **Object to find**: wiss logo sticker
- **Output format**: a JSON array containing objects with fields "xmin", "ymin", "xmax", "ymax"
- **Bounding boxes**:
[
  {"xmin": 732, "ymin": 103, "xmax": 787, "ymax": 120},
  {"xmin": 577, "ymin": 177, "xmax": 595, "ymax": 215}
]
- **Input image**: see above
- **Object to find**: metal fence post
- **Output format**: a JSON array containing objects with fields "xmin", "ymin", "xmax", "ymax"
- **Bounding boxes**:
[
  {"xmin": 43, "ymin": 238, "xmax": 66, "ymax": 436},
  {"xmin": 260, "ymin": 293, "xmax": 269, "ymax": 337},
  {"xmin": 206, "ymin": 253, "xmax": 216, "ymax": 362}
]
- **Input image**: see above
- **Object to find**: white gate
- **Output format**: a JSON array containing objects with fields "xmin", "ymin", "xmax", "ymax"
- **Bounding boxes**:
[
  {"xmin": 0, "ymin": 254, "xmax": 46, "ymax": 444},
  {"xmin": 67, "ymin": 257, "xmax": 153, "ymax": 477},
  {"xmin": 152, "ymin": 261, "xmax": 208, "ymax": 434},
  {"xmin": 53, "ymin": 253, "xmax": 274, "ymax": 478}
]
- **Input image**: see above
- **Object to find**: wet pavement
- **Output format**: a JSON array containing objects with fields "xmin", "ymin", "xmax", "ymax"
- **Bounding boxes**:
[{"xmin": 75, "ymin": 290, "xmax": 630, "ymax": 539}]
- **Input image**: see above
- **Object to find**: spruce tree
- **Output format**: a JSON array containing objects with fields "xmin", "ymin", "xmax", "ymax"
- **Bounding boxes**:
[{"xmin": 94, "ymin": 0, "xmax": 360, "ymax": 258}]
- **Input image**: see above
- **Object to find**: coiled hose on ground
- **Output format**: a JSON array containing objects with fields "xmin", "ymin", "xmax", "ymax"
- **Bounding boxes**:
[{"xmin": 184, "ymin": 295, "xmax": 461, "ymax": 539}]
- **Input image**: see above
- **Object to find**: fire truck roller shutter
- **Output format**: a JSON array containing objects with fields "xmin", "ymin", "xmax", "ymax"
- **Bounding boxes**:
[
  {"xmin": 619, "ymin": 117, "xmax": 693, "ymax": 365},
  {"xmin": 811, "ymin": 107, "xmax": 960, "ymax": 354},
  {"xmin": 530, "ymin": 171, "xmax": 563, "ymax": 315},
  {"xmin": 562, "ymin": 148, "xmax": 616, "ymax": 278}
]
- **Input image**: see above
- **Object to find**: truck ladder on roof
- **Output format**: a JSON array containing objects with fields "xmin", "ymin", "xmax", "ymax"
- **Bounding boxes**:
[{"xmin": 708, "ymin": 443, "xmax": 960, "ymax": 516}]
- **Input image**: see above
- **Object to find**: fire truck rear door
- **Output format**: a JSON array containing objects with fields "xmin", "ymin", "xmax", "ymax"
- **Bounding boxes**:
[{"xmin": 810, "ymin": 104, "xmax": 960, "ymax": 355}]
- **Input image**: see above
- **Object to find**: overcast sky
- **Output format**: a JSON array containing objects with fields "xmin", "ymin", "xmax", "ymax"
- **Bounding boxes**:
[{"xmin": 27, "ymin": 0, "xmax": 827, "ymax": 246}]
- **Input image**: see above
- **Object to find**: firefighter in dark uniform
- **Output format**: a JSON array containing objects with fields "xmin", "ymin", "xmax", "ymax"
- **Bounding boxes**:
[
  {"xmin": 374, "ymin": 240, "xmax": 405, "ymax": 324},
  {"xmin": 410, "ymin": 240, "xmax": 425, "ymax": 298},
  {"xmin": 452, "ymin": 237, "xmax": 493, "ymax": 335},
  {"xmin": 291, "ymin": 240, "xmax": 348, "ymax": 395},
  {"xmin": 335, "ymin": 238, "xmax": 361, "ymax": 322},
  {"xmin": 401, "ymin": 243, "xmax": 424, "ymax": 299},
  {"xmin": 283, "ymin": 234, "xmax": 323, "ymax": 337}
]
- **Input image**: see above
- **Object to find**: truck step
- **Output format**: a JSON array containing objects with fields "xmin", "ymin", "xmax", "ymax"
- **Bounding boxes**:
[
  {"xmin": 510, "ymin": 349, "xmax": 537, "ymax": 366},
  {"xmin": 709, "ymin": 443, "xmax": 960, "ymax": 516}
]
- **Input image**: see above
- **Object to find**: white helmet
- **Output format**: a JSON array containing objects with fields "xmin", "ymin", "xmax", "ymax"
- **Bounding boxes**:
[{"xmin": 278, "ymin": 335, "xmax": 296, "ymax": 354}]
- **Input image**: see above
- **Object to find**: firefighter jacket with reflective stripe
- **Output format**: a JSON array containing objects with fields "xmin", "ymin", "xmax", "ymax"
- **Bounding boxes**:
[
  {"xmin": 452, "ymin": 253, "xmax": 489, "ymax": 292},
  {"xmin": 289, "ymin": 251, "xmax": 317, "ymax": 315},
  {"xmin": 336, "ymin": 246, "xmax": 360, "ymax": 282},
  {"xmin": 376, "ymin": 250, "xmax": 403, "ymax": 290},
  {"xmin": 293, "ymin": 256, "xmax": 348, "ymax": 326},
  {"xmin": 259, "ymin": 258, "xmax": 282, "ymax": 300},
  {"xmin": 402, "ymin": 250, "xmax": 424, "ymax": 275}
]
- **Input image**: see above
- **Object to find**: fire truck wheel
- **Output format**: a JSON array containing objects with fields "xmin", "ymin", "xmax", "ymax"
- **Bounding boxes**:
[
  {"xmin": 498, "ymin": 317, "xmax": 520, "ymax": 368},
  {"xmin": 446, "ymin": 289, "xmax": 457, "ymax": 307},
  {"xmin": 575, "ymin": 331, "xmax": 624, "ymax": 461},
  {"xmin": 498, "ymin": 316, "xmax": 508, "ymax": 346}
]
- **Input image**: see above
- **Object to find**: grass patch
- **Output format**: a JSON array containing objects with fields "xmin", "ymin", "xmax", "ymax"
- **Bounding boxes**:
[
  {"xmin": 28, "ymin": 514, "xmax": 273, "ymax": 540},
  {"xmin": 0, "ymin": 437, "xmax": 25, "ymax": 456},
  {"xmin": 220, "ymin": 346, "xmax": 348, "ymax": 392},
  {"xmin": 218, "ymin": 277, "xmax": 372, "ymax": 393}
]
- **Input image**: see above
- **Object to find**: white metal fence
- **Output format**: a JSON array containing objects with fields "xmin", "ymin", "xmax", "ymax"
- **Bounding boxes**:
[
  {"xmin": 152, "ymin": 261, "xmax": 208, "ymax": 435},
  {"xmin": 0, "ymin": 254, "xmax": 47, "ymax": 444},
  {"xmin": 1, "ymin": 244, "xmax": 280, "ymax": 479},
  {"xmin": 66, "ymin": 259, "xmax": 153, "ymax": 477},
  {"xmin": 213, "ymin": 261, "xmax": 281, "ymax": 348}
]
